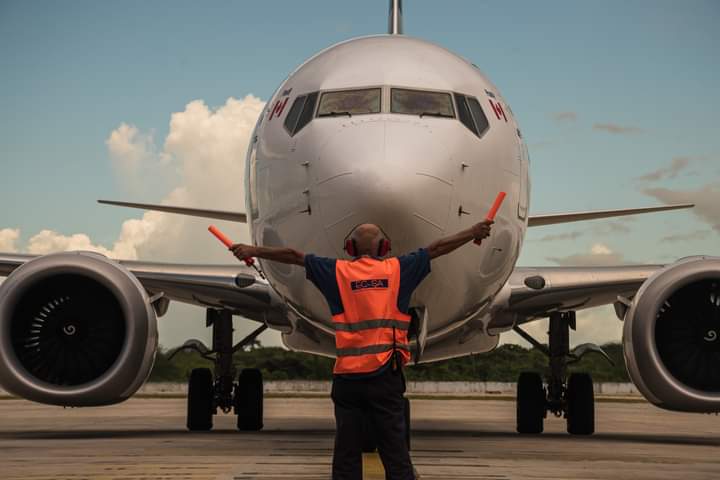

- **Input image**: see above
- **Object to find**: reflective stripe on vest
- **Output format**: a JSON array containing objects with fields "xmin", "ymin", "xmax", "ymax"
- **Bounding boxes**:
[
  {"xmin": 332, "ymin": 257, "xmax": 411, "ymax": 375},
  {"xmin": 336, "ymin": 343, "xmax": 410, "ymax": 357},
  {"xmin": 333, "ymin": 319, "xmax": 410, "ymax": 332}
]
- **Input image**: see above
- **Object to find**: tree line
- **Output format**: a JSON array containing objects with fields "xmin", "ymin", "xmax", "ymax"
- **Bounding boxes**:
[{"xmin": 149, "ymin": 342, "xmax": 630, "ymax": 382}]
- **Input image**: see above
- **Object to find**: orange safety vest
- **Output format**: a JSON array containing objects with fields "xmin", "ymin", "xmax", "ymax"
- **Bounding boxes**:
[{"xmin": 332, "ymin": 256, "xmax": 411, "ymax": 375}]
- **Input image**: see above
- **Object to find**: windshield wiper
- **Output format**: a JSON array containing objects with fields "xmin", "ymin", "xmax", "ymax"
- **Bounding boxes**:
[
  {"xmin": 419, "ymin": 111, "xmax": 453, "ymax": 118},
  {"xmin": 318, "ymin": 111, "xmax": 353, "ymax": 118}
]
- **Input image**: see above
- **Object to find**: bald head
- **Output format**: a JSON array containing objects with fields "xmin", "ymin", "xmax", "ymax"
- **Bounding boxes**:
[{"xmin": 349, "ymin": 223, "xmax": 387, "ymax": 257}]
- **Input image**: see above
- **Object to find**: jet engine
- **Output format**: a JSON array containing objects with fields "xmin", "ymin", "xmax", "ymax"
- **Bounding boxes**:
[
  {"xmin": 623, "ymin": 256, "xmax": 720, "ymax": 412},
  {"xmin": 0, "ymin": 252, "xmax": 158, "ymax": 406}
]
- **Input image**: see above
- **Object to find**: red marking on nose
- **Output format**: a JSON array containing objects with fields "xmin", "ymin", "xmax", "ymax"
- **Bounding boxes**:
[
  {"xmin": 489, "ymin": 99, "xmax": 508, "ymax": 122},
  {"xmin": 268, "ymin": 97, "xmax": 289, "ymax": 121}
]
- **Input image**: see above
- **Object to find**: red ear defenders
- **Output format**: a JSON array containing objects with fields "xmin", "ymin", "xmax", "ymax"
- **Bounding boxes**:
[{"xmin": 343, "ymin": 225, "xmax": 391, "ymax": 257}]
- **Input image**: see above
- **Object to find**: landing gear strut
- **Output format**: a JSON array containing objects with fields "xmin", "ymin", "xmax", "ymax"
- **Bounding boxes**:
[
  {"xmin": 514, "ymin": 311, "xmax": 602, "ymax": 435},
  {"xmin": 170, "ymin": 309, "xmax": 267, "ymax": 431}
]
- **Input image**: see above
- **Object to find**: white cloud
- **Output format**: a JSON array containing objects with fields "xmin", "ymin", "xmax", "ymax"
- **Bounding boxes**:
[
  {"xmin": 532, "ymin": 231, "xmax": 583, "ymax": 243},
  {"xmin": 0, "ymin": 228, "xmax": 20, "ymax": 253},
  {"xmin": 547, "ymin": 242, "xmax": 629, "ymax": 266},
  {"xmin": 643, "ymin": 181, "xmax": 720, "ymax": 233},
  {"xmin": 635, "ymin": 157, "xmax": 691, "ymax": 182},
  {"xmin": 106, "ymin": 122, "xmax": 157, "ymax": 173},
  {"xmin": 593, "ymin": 221, "xmax": 631, "ymax": 235},
  {"xmin": 2, "ymin": 95, "xmax": 272, "ymax": 348},
  {"xmin": 590, "ymin": 243, "xmax": 611, "ymax": 255},
  {"xmin": 27, "ymin": 230, "xmax": 114, "ymax": 256},
  {"xmin": 10, "ymin": 95, "xmax": 265, "ymax": 262},
  {"xmin": 106, "ymin": 123, "xmax": 176, "ymax": 197},
  {"xmin": 659, "ymin": 230, "xmax": 710, "ymax": 243},
  {"xmin": 593, "ymin": 123, "xmax": 643, "ymax": 134},
  {"xmin": 24, "ymin": 209, "xmax": 165, "ymax": 260}
]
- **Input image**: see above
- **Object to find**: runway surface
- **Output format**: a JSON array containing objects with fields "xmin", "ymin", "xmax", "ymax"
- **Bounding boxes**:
[{"xmin": 0, "ymin": 397, "xmax": 718, "ymax": 480}]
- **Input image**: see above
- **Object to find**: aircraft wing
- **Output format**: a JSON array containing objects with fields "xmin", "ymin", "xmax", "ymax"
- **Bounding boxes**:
[
  {"xmin": 497, "ymin": 264, "xmax": 663, "ymax": 326},
  {"xmin": 97, "ymin": 200, "xmax": 247, "ymax": 223},
  {"xmin": 0, "ymin": 254, "xmax": 283, "ymax": 323},
  {"xmin": 96, "ymin": 200, "xmax": 692, "ymax": 227},
  {"xmin": 527, "ymin": 203, "xmax": 693, "ymax": 227}
]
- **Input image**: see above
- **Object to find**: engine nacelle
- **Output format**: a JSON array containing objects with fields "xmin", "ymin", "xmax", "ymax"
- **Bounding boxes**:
[
  {"xmin": 623, "ymin": 256, "xmax": 720, "ymax": 412},
  {"xmin": 0, "ymin": 252, "xmax": 158, "ymax": 406}
]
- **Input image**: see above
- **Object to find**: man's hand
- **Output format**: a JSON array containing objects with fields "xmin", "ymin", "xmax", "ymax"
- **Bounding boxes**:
[
  {"xmin": 427, "ymin": 219, "xmax": 495, "ymax": 259},
  {"xmin": 472, "ymin": 219, "xmax": 494, "ymax": 243},
  {"xmin": 230, "ymin": 243, "xmax": 306, "ymax": 267},
  {"xmin": 230, "ymin": 243, "xmax": 256, "ymax": 262}
]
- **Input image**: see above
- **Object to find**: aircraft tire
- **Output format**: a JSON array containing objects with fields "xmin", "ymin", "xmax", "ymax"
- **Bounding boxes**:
[
  {"xmin": 516, "ymin": 371, "xmax": 545, "ymax": 434},
  {"xmin": 566, "ymin": 372, "xmax": 594, "ymax": 435},
  {"xmin": 187, "ymin": 368, "xmax": 214, "ymax": 431},
  {"xmin": 236, "ymin": 368, "xmax": 264, "ymax": 431}
]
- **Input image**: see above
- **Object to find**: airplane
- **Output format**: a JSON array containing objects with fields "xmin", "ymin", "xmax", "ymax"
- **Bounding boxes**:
[{"xmin": 1, "ymin": 0, "xmax": 718, "ymax": 439}]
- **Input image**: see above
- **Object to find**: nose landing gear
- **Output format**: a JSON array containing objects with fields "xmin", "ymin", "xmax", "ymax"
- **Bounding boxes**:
[
  {"xmin": 169, "ymin": 309, "xmax": 267, "ymax": 431},
  {"xmin": 514, "ymin": 311, "xmax": 610, "ymax": 435}
]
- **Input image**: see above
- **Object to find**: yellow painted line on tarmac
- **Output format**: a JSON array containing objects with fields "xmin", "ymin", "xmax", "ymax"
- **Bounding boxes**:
[{"xmin": 362, "ymin": 452, "xmax": 386, "ymax": 479}]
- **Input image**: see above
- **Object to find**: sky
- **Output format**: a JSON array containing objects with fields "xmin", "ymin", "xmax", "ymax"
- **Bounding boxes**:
[{"xmin": 1, "ymin": 0, "xmax": 719, "ymax": 351}]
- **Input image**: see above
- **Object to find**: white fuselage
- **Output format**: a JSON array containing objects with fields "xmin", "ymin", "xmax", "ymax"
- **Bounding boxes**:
[{"xmin": 245, "ymin": 35, "xmax": 530, "ymax": 362}]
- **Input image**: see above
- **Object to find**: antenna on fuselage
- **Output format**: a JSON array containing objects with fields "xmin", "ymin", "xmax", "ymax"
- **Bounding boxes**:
[{"xmin": 388, "ymin": 0, "xmax": 403, "ymax": 34}]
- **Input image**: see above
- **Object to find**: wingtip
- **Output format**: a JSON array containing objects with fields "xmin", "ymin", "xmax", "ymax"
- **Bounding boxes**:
[{"xmin": 669, "ymin": 202, "xmax": 695, "ymax": 210}]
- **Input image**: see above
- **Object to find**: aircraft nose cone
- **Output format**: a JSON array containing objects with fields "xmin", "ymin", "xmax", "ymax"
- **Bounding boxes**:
[{"xmin": 314, "ymin": 119, "xmax": 455, "ymax": 255}]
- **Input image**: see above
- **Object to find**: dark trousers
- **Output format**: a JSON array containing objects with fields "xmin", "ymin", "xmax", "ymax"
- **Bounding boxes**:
[{"xmin": 331, "ymin": 365, "xmax": 414, "ymax": 480}]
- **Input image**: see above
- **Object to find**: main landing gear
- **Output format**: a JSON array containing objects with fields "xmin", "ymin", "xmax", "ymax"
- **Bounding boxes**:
[
  {"xmin": 513, "ymin": 311, "xmax": 613, "ymax": 435},
  {"xmin": 168, "ymin": 309, "xmax": 267, "ymax": 431}
]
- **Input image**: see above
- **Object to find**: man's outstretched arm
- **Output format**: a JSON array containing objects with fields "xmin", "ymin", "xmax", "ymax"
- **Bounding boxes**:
[
  {"xmin": 230, "ymin": 243, "xmax": 305, "ymax": 266},
  {"xmin": 426, "ymin": 220, "xmax": 493, "ymax": 259}
]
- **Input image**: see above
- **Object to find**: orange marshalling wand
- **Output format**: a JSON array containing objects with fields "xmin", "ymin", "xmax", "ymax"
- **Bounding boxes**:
[
  {"xmin": 208, "ymin": 225, "xmax": 255, "ymax": 266},
  {"xmin": 485, "ymin": 191, "xmax": 506, "ymax": 221},
  {"xmin": 208, "ymin": 225, "xmax": 233, "ymax": 248},
  {"xmin": 474, "ymin": 191, "xmax": 506, "ymax": 245}
]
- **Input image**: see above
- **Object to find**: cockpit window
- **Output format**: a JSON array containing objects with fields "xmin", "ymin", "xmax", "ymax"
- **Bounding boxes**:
[
  {"xmin": 283, "ymin": 95, "xmax": 306, "ymax": 135},
  {"xmin": 454, "ymin": 93, "xmax": 489, "ymax": 137},
  {"xmin": 295, "ymin": 91, "xmax": 318, "ymax": 132},
  {"xmin": 283, "ymin": 92, "xmax": 319, "ymax": 136},
  {"xmin": 454, "ymin": 93, "xmax": 476, "ymax": 134},
  {"xmin": 466, "ymin": 96, "xmax": 489, "ymax": 136},
  {"xmin": 391, "ymin": 88, "xmax": 454, "ymax": 117},
  {"xmin": 317, "ymin": 88, "xmax": 381, "ymax": 117}
]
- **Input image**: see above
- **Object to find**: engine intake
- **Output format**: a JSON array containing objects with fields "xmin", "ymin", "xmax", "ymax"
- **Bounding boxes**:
[
  {"xmin": 0, "ymin": 252, "xmax": 158, "ymax": 406},
  {"xmin": 623, "ymin": 256, "xmax": 720, "ymax": 412}
]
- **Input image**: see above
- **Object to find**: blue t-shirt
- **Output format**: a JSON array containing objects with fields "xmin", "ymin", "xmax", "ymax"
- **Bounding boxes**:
[
  {"xmin": 304, "ymin": 249, "xmax": 431, "ymax": 379},
  {"xmin": 304, "ymin": 248, "xmax": 431, "ymax": 316}
]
